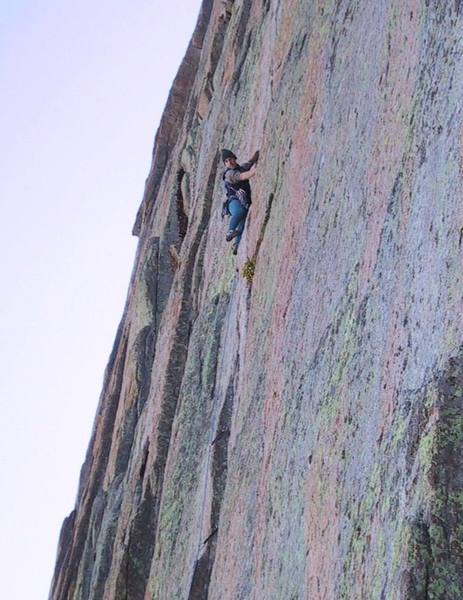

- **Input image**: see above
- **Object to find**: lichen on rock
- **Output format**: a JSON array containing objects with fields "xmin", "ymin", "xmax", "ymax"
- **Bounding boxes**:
[{"xmin": 50, "ymin": 1, "xmax": 463, "ymax": 598}]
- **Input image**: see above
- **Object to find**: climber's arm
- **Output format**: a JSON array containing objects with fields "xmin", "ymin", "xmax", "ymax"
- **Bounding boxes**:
[
  {"xmin": 225, "ymin": 167, "xmax": 256, "ymax": 184},
  {"xmin": 237, "ymin": 166, "xmax": 256, "ymax": 181}
]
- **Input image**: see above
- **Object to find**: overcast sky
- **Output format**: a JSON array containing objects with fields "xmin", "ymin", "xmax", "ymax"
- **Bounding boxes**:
[{"xmin": 0, "ymin": 1, "xmax": 202, "ymax": 597}]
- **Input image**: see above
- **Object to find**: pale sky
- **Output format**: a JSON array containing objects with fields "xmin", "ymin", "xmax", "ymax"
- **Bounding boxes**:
[{"xmin": 0, "ymin": 1, "xmax": 202, "ymax": 597}]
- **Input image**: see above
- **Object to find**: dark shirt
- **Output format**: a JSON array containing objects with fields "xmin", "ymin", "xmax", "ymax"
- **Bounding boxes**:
[
  {"xmin": 223, "ymin": 161, "xmax": 253, "ymax": 185},
  {"xmin": 223, "ymin": 162, "xmax": 253, "ymax": 204}
]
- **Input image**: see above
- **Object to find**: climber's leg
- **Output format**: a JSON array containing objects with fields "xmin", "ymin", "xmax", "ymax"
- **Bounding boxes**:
[{"xmin": 227, "ymin": 199, "xmax": 247, "ymax": 242}]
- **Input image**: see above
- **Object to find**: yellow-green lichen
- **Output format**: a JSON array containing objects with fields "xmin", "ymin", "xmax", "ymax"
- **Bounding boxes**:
[{"xmin": 242, "ymin": 259, "xmax": 256, "ymax": 283}]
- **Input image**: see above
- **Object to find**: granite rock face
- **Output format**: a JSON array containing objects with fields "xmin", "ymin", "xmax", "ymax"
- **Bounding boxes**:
[{"xmin": 50, "ymin": 1, "xmax": 463, "ymax": 598}]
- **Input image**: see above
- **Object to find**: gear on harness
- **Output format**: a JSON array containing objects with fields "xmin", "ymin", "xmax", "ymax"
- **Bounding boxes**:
[{"xmin": 221, "ymin": 158, "xmax": 256, "ymax": 217}]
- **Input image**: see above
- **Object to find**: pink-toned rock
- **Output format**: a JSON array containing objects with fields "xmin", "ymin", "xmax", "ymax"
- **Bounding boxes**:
[{"xmin": 50, "ymin": 1, "xmax": 463, "ymax": 598}]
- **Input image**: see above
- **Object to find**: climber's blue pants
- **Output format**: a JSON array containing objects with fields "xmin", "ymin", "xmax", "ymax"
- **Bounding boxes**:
[{"xmin": 228, "ymin": 198, "xmax": 248, "ymax": 246}]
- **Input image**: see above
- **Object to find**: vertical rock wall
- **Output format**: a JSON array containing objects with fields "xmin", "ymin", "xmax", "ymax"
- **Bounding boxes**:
[{"xmin": 50, "ymin": 1, "xmax": 463, "ymax": 598}]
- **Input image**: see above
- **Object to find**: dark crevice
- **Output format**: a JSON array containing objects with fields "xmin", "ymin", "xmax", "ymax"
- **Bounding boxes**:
[
  {"xmin": 117, "ymin": 481, "xmax": 158, "ymax": 600},
  {"xmin": 139, "ymin": 441, "xmax": 150, "ymax": 480},
  {"xmin": 404, "ymin": 517, "xmax": 432, "ymax": 599},
  {"xmin": 232, "ymin": 31, "xmax": 252, "ymax": 93},
  {"xmin": 177, "ymin": 169, "xmax": 188, "ymax": 244},
  {"xmin": 254, "ymin": 192, "xmax": 275, "ymax": 263},
  {"xmin": 143, "ymin": 237, "xmax": 161, "ymax": 347},
  {"xmin": 210, "ymin": 4, "xmax": 233, "ymax": 75},
  {"xmin": 135, "ymin": 324, "xmax": 158, "ymax": 415},
  {"xmin": 328, "ymin": 32, "xmax": 339, "ymax": 79},
  {"xmin": 210, "ymin": 379, "xmax": 234, "ymax": 527},
  {"xmin": 203, "ymin": 527, "xmax": 219, "ymax": 545},
  {"xmin": 234, "ymin": 0, "xmax": 252, "ymax": 51},
  {"xmin": 211, "ymin": 428, "xmax": 230, "ymax": 446},
  {"xmin": 231, "ymin": 0, "xmax": 253, "ymax": 93},
  {"xmin": 176, "ymin": 169, "xmax": 189, "ymax": 242},
  {"xmin": 113, "ymin": 404, "xmax": 138, "ymax": 480},
  {"xmin": 189, "ymin": 156, "xmax": 220, "ymax": 324},
  {"xmin": 405, "ymin": 349, "xmax": 463, "ymax": 598},
  {"xmin": 197, "ymin": 1, "xmax": 233, "ymax": 121},
  {"xmin": 188, "ymin": 371, "xmax": 236, "ymax": 600},
  {"xmin": 188, "ymin": 548, "xmax": 213, "ymax": 600}
]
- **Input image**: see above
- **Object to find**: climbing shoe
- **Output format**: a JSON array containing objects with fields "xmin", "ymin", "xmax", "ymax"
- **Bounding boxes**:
[
  {"xmin": 226, "ymin": 229, "xmax": 239, "ymax": 242},
  {"xmin": 232, "ymin": 242, "xmax": 238, "ymax": 255}
]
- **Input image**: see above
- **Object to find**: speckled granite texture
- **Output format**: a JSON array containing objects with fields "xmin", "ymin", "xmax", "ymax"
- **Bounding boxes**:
[{"xmin": 50, "ymin": 1, "xmax": 463, "ymax": 598}]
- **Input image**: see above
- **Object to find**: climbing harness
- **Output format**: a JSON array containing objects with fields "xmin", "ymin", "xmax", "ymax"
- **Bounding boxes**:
[{"xmin": 222, "ymin": 166, "xmax": 252, "ymax": 218}]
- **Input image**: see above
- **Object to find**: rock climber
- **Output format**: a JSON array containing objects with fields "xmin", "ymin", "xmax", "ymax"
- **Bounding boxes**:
[{"xmin": 221, "ymin": 148, "xmax": 259, "ymax": 255}]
